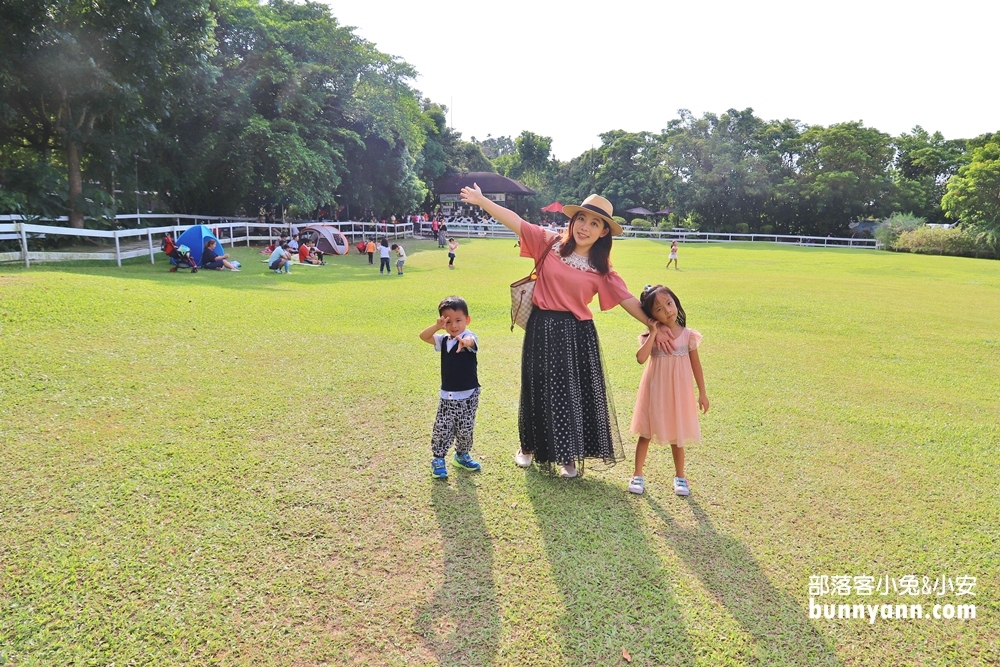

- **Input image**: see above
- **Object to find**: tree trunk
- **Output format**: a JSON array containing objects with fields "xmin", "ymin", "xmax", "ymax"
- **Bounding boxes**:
[{"xmin": 67, "ymin": 138, "xmax": 84, "ymax": 228}]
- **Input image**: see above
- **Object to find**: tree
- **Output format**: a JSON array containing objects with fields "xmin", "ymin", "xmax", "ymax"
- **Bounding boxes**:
[
  {"xmin": 891, "ymin": 127, "xmax": 965, "ymax": 223},
  {"xmin": 657, "ymin": 109, "xmax": 798, "ymax": 233},
  {"xmin": 941, "ymin": 142, "xmax": 1000, "ymax": 241},
  {"xmin": 474, "ymin": 134, "xmax": 515, "ymax": 160},
  {"xmin": 146, "ymin": 0, "xmax": 436, "ymax": 218},
  {"xmin": 0, "ymin": 0, "xmax": 216, "ymax": 226},
  {"xmin": 787, "ymin": 121, "xmax": 897, "ymax": 235},
  {"xmin": 418, "ymin": 101, "xmax": 492, "ymax": 200}
]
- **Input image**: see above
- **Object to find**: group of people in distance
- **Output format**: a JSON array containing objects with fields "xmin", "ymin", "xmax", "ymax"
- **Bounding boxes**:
[
  {"xmin": 261, "ymin": 233, "xmax": 326, "ymax": 274},
  {"xmin": 359, "ymin": 238, "xmax": 407, "ymax": 275},
  {"xmin": 422, "ymin": 187, "xmax": 709, "ymax": 498},
  {"xmin": 162, "ymin": 233, "xmax": 241, "ymax": 273}
]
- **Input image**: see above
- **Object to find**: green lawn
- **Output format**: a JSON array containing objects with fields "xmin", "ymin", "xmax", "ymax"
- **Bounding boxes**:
[{"xmin": 1, "ymin": 239, "xmax": 998, "ymax": 666}]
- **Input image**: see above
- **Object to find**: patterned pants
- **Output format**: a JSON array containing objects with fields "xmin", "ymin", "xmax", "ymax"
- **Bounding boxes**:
[{"xmin": 430, "ymin": 388, "xmax": 480, "ymax": 458}]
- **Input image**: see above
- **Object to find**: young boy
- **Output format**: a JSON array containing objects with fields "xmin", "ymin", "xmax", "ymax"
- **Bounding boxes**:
[{"xmin": 419, "ymin": 296, "xmax": 482, "ymax": 479}]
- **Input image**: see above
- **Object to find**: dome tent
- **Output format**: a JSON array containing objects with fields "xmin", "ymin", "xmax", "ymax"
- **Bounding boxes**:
[
  {"xmin": 175, "ymin": 225, "xmax": 223, "ymax": 265},
  {"xmin": 300, "ymin": 224, "xmax": 349, "ymax": 255}
]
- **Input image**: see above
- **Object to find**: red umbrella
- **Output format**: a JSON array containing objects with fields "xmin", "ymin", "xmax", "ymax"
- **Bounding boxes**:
[{"xmin": 541, "ymin": 201, "xmax": 563, "ymax": 213}]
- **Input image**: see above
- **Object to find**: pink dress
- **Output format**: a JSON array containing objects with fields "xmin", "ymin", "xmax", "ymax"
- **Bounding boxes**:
[{"xmin": 630, "ymin": 327, "xmax": 703, "ymax": 447}]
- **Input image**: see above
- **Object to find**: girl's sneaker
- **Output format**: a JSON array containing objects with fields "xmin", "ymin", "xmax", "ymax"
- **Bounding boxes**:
[
  {"xmin": 673, "ymin": 477, "xmax": 690, "ymax": 496},
  {"xmin": 431, "ymin": 457, "xmax": 448, "ymax": 479},
  {"xmin": 628, "ymin": 476, "xmax": 645, "ymax": 494},
  {"xmin": 453, "ymin": 452, "xmax": 481, "ymax": 471}
]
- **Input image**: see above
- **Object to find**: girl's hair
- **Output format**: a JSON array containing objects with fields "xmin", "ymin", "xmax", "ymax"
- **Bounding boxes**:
[
  {"xmin": 639, "ymin": 284, "xmax": 686, "ymax": 327},
  {"xmin": 448, "ymin": 237, "xmax": 455, "ymax": 242},
  {"xmin": 380, "ymin": 238, "xmax": 388, "ymax": 247},
  {"xmin": 560, "ymin": 212, "xmax": 612, "ymax": 274}
]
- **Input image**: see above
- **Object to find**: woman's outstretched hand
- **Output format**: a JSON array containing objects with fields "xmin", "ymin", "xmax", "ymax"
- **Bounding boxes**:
[{"xmin": 459, "ymin": 183, "xmax": 487, "ymax": 207}]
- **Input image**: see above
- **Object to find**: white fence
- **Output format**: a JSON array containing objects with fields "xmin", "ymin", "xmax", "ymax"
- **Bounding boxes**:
[
  {"xmin": 0, "ymin": 215, "xmax": 414, "ymax": 267},
  {"xmin": 415, "ymin": 221, "xmax": 879, "ymax": 248}
]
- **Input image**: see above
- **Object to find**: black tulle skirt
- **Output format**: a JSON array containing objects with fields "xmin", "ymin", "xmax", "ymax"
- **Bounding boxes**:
[{"xmin": 518, "ymin": 309, "xmax": 625, "ymax": 475}]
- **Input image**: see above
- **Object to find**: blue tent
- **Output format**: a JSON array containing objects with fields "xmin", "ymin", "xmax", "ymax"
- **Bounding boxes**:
[{"xmin": 176, "ymin": 225, "xmax": 223, "ymax": 265}]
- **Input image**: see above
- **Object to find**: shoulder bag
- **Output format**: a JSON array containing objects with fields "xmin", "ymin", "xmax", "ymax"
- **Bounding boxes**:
[{"xmin": 510, "ymin": 235, "xmax": 559, "ymax": 331}]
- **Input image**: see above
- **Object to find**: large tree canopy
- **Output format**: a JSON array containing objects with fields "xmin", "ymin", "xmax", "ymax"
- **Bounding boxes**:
[
  {"xmin": 0, "ymin": 0, "xmax": 472, "ymax": 222},
  {"xmin": 1, "ymin": 6, "xmax": 995, "ymax": 234},
  {"xmin": 942, "ymin": 142, "xmax": 1000, "ymax": 241},
  {"xmin": 0, "ymin": 0, "xmax": 216, "ymax": 226}
]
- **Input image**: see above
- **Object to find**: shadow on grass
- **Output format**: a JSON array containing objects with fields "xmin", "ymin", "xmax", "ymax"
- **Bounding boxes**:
[
  {"xmin": 525, "ymin": 471, "xmax": 695, "ymax": 666},
  {"xmin": 645, "ymin": 497, "xmax": 841, "ymax": 666},
  {"xmin": 415, "ymin": 476, "xmax": 500, "ymax": 666}
]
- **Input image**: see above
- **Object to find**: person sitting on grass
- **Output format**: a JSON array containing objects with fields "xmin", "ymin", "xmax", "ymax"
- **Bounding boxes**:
[
  {"xmin": 268, "ymin": 241, "xmax": 292, "ymax": 274},
  {"xmin": 298, "ymin": 240, "xmax": 325, "ymax": 265},
  {"xmin": 202, "ymin": 239, "xmax": 240, "ymax": 271},
  {"xmin": 419, "ymin": 296, "xmax": 482, "ymax": 479}
]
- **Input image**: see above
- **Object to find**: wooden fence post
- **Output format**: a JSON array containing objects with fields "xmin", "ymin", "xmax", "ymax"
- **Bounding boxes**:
[
  {"xmin": 19, "ymin": 221, "xmax": 30, "ymax": 268},
  {"xmin": 114, "ymin": 230, "xmax": 122, "ymax": 267},
  {"xmin": 148, "ymin": 229, "xmax": 155, "ymax": 264}
]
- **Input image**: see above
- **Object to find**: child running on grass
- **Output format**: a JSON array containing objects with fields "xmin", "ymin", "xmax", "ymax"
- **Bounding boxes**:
[
  {"xmin": 447, "ymin": 238, "xmax": 458, "ymax": 269},
  {"xmin": 628, "ymin": 285, "xmax": 709, "ymax": 496},
  {"xmin": 419, "ymin": 296, "xmax": 482, "ymax": 479},
  {"xmin": 666, "ymin": 240, "xmax": 679, "ymax": 270}
]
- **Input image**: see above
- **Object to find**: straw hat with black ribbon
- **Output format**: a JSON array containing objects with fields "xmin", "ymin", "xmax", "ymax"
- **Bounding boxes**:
[{"xmin": 561, "ymin": 194, "xmax": 622, "ymax": 236}]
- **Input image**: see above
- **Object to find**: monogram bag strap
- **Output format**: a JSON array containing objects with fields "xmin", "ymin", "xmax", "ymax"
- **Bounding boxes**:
[{"xmin": 530, "ymin": 234, "xmax": 560, "ymax": 277}]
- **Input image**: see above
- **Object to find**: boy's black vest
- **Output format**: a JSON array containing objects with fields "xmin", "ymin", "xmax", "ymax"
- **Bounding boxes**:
[{"xmin": 441, "ymin": 336, "xmax": 479, "ymax": 392}]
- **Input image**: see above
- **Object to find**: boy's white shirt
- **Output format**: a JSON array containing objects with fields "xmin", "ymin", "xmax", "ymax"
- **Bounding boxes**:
[{"xmin": 433, "ymin": 331, "xmax": 478, "ymax": 353}]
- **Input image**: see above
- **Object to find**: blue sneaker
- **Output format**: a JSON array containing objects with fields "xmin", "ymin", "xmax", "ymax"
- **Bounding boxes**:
[
  {"xmin": 431, "ymin": 457, "xmax": 448, "ymax": 479},
  {"xmin": 453, "ymin": 452, "xmax": 481, "ymax": 471}
]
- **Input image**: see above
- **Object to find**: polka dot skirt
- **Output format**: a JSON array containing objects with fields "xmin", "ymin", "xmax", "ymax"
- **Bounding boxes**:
[{"xmin": 518, "ymin": 309, "xmax": 625, "ymax": 475}]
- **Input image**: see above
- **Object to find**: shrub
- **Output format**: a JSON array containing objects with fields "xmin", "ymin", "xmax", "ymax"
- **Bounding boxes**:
[
  {"xmin": 760, "ymin": 225, "xmax": 774, "ymax": 234},
  {"xmin": 874, "ymin": 212, "xmax": 925, "ymax": 248},
  {"xmin": 630, "ymin": 218, "xmax": 651, "ymax": 231},
  {"xmin": 735, "ymin": 223, "xmax": 750, "ymax": 234},
  {"xmin": 894, "ymin": 226, "xmax": 999, "ymax": 259},
  {"xmin": 675, "ymin": 213, "xmax": 700, "ymax": 231}
]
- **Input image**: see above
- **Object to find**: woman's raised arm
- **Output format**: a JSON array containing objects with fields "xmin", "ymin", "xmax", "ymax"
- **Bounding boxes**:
[{"xmin": 460, "ymin": 183, "xmax": 523, "ymax": 236}]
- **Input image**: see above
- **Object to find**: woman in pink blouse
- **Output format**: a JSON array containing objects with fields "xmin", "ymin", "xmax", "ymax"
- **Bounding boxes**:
[{"xmin": 460, "ymin": 185, "xmax": 672, "ymax": 478}]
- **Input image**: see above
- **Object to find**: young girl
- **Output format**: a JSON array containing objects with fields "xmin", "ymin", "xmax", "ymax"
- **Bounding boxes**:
[
  {"xmin": 459, "ymin": 184, "xmax": 674, "ymax": 478},
  {"xmin": 378, "ymin": 238, "xmax": 392, "ymax": 275},
  {"xmin": 391, "ymin": 243, "xmax": 406, "ymax": 275},
  {"xmin": 629, "ymin": 285, "xmax": 709, "ymax": 496},
  {"xmin": 447, "ymin": 238, "xmax": 458, "ymax": 269},
  {"xmin": 666, "ymin": 241, "xmax": 679, "ymax": 270}
]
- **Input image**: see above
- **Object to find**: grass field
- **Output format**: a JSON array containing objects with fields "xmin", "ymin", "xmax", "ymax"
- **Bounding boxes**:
[{"xmin": 1, "ymin": 238, "xmax": 998, "ymax": 666}]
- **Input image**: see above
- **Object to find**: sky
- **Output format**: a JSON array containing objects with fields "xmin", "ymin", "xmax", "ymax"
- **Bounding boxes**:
[{"xmin": 325, "ymin": 0, "xmax": 1000, "ymax": 161}]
